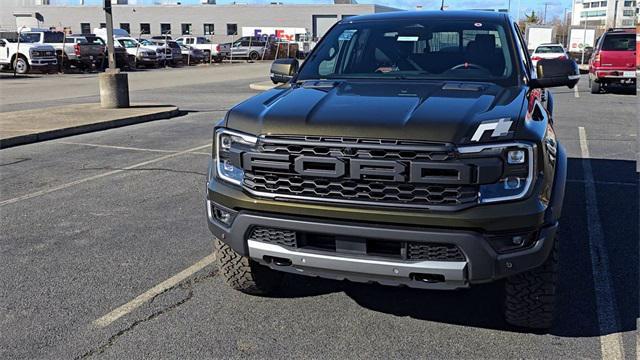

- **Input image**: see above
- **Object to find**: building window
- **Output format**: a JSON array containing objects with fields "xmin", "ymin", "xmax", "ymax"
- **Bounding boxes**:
[
  {"xmin": 204, "ymin": 23, "xmax": 214, "ymax": 35},
  {"xmin": 181, "ymin": 23, "xmax": 192, "ymax": 35},
  {"xmin": 583, "ymin": 2, "xmax": 590, "ymax": 8},
  {"xmin": 100, "ymin": 23, "xmax": 106, "ymax": 28},
  {"xmin": 623, "ymin": 9, "xmax": 635, "ymax": 16},
  {"xmin": 600, "ymin": 1, "xmax": 607, "ymax": 6},
  {"xmin": 227, "ymin": 23, "xmax": 238, "ymax": 36},
  {"xmin": 140, "ymin": 23, "xmax": 151, "ymax": 35},
  {"xmin": 80, "ymin": 23, "xmax": 91, "ymax": 35},
  {"xmin": 120, "ymin": 23, "xmax": 130, "ymax": 34},
  {"xmin": 160, "ymin": 23, "xmax": 171, "ymax": 35},
  {"xmin": 623, "ymin": 0, "xmax": 635, "ymax": 6}
]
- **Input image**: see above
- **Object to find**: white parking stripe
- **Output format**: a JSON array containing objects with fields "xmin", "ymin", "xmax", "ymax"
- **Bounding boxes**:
[
  {"xmin": 94, "ymin": 253, "xmax": 217, "ymax": 328},
  {"xmin": 579, "ymin": 127, "xmax": 625, "ymax": 360},
  {"xmin": 58, "ymin": 141, "xmax": 179, "ymax": 153},
  {"xmin": 0, "ymin": 144, "xmax": 210, "ymax": 207},
  {"xmin": 574, "ymin": 83, "xmax": 580, "ymax": 98}
]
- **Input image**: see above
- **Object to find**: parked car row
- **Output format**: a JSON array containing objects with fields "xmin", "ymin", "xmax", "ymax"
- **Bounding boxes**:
[
  {"xmin": 530, "ymin": 28, "xmax": 636, "ymax": 95},
  {"xmin": 0, "ymin": 28, "xmax": 232, "ymax": 75}
]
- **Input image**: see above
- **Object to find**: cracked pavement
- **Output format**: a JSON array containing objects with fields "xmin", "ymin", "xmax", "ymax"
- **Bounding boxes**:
[{"xmin": 0, "ymin": 65, "xmax": 637, "ymax": 359}]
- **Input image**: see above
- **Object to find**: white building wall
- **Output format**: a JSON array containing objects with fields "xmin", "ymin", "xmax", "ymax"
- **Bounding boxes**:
[{"xmin": 1, "ymin": 3, "xmax": 397, "ymax": 42}]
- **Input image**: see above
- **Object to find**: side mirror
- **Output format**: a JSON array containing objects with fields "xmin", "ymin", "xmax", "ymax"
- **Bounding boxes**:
[
  {"xmin": 270, "ymin": 58, "xmax": 299, "ymax": 84},
  {"xmin": 531, "ymin": 58, "xmax": 580, "ymax": 89}
]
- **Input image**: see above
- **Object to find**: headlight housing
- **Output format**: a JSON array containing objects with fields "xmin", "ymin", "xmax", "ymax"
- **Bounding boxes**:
[
  {"xmin": 214, "ymin": 128, "xmax": 257, "ymax": 186},
  {"xmin": 458, "ymin": 142, "xmax": 535, "ymax": 203}
]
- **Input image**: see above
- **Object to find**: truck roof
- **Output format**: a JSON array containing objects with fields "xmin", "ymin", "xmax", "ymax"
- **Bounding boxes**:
[{"xmin": 345, "ymin": 10, "xmax": 509, "ymax": 23}]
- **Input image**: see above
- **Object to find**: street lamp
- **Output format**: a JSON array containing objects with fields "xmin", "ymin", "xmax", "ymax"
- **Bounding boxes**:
[{"xmin": 99, "ymin": 0, "xmax": 130, "ymax": 109}]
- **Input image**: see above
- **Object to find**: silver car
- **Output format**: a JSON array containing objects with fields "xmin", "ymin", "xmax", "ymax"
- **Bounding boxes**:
[{"xmin": 218, "ymin": 37, "xmax": 268, "ymax": 61}]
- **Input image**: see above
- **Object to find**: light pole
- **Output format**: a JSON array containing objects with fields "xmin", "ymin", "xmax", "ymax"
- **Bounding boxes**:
[
  {"xmin": 99, "ymin": 0, "xmax": 129, "ymax": 108},
  {"xmin": 104, "ymin": 0, "xmax": 116, "ymax": 71}
]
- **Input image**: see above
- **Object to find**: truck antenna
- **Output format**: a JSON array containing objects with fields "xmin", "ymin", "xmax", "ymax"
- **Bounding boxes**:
[{"xmin": 440, "ymin": 0, "xmax": 445, "ymax": 10}]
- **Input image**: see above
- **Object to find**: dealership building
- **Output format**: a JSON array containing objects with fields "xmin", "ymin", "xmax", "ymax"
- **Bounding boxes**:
[{"xmin": 2, "ymin": 0, "xmax": 399, "ymax": 42}]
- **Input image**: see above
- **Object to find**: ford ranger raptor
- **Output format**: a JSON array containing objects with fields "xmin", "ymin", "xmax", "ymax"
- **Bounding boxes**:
[{"xmin": 207, "ymin": 11, "xmax": 579, "ymax": 329}]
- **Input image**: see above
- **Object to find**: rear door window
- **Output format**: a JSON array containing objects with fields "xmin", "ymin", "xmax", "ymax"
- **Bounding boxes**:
[{"xmin": 43, "ymin": 32, "xmax": 64, "ymax": 43}]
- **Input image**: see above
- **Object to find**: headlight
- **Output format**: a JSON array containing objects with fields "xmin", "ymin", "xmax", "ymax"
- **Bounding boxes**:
[
  {"xmin": 458, "ymin": 142, "xmax": 535, "ymax": 203},
  {"xmin": 215, "ymin": 128, "xmax": 257, "ymax": 186}
]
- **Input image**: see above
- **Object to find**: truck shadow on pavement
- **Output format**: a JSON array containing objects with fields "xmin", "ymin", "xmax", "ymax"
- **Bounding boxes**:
[{"xmin": 272, "ymin": 158, "xmax": 638, "ymax": 336}]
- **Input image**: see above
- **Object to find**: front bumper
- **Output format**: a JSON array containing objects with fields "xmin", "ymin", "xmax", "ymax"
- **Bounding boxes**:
[
  {"xmin": 207, "ymin": 205, "xmax": 557, "ymax": 290},
  {"xmin": 31, "ymin": 58, "xmax": 57, "ymax": 67}
]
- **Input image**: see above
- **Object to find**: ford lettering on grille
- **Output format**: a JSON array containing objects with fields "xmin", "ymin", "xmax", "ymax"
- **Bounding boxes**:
[{"xmin": 242, "ymin": 153, "xmax": 472, "ymax": 184}]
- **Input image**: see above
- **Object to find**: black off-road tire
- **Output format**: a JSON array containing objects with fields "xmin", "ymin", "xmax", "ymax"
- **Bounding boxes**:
[
  {"xmin": 214, "ymin": 238, "xmax": 283, "ymax": 295},
  {"xmin": 504, "ymin": 237, "xmax": 558, "ymax": 329}
]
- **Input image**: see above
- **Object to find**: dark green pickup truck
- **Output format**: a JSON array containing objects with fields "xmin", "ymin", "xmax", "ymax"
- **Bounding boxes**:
[{"xmin": 207, "ymin": 10, "xmax": 579, "ymax": 329}]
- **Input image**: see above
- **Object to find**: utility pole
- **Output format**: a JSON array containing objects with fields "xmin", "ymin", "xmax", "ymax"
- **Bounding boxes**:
[
  {"xmin": 99, "ymin": 0, "xmax": 130, "ymax": 108},
  {"xmin": 581, "ymin": 16, "xmax": 588, "ymax": 65},
  {"xmin": 612, "ymin": 0, "xmax": 619, "ymax": 28},
  {"xmin": 562, "ymin": 7, "xmax": 568, "ymax": 47},
  {"xmin": 104, "ymin": 0, "xmax": 116, "ymax": 70},
  {"xmin": 543, "ymin": 2, "xmax": 552, "ymax": 25}
]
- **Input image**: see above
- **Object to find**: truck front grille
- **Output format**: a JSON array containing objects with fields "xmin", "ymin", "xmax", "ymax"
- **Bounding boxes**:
[
  {"xmin": 407, "ymin": 242, "xmax": 465, "ymax": 261},
  {"xmin": 242, "ymin": 136, "xmax": 479, "ymax": 208},
  {"xmin": 247, "ymin": 226, "xmax": 466, "ymax": 262}
]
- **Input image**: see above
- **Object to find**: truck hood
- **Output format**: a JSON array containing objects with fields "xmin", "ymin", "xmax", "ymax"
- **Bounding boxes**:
[{"xmin": 225, "ymin": 80, "xmax": 527, "ymax": 144}]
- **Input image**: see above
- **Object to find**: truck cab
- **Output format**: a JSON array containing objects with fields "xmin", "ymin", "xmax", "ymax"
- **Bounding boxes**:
[{"xmin": 175, "ymin": 36, "xmax": 221, "ymax": 62}]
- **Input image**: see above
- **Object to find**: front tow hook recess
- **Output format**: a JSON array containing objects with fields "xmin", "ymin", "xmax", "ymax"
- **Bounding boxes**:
[
  {"xmin": 411, "ymin": 273, "xmax": 445, "ymax": 283},
  {"xmin": 264, "ymin": 255, "xmax": 292, "ymax": 267}
]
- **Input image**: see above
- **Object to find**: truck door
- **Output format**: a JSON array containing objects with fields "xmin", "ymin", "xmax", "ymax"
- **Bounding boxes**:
[{"xmin": 0, "ymin": 40, "xmax": 8, "ymax": 62}]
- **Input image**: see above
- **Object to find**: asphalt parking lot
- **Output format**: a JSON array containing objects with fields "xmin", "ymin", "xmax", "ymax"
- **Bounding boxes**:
[{"xmin": 0, "ymin": 66, "xmax": 637, "ymax": 359}]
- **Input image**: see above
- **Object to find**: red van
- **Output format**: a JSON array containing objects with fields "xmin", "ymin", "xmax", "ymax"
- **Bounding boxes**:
[{"xmin": 589, "ymin": 28, "xmax": 636, "ymax": 94}]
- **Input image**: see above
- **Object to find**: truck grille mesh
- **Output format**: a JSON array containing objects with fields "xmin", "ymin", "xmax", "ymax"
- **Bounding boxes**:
[
  {"xmin": 407, "ymin": 242, "xmax": 466, "ymax": 261},
  {"xmin": 243, "ymin": 137, "xmax": 479, "ymax": 207},
  {"xmin": 248, "ymin": 227, "xmax": 297, "ymax": 248}
]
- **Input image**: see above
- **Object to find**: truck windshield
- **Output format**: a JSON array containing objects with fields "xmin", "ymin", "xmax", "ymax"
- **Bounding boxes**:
[
  {"xmin": 297, "ymin": 19, "xmax": 516, "ymax": 84},
  {"xmin": 601, "ymin": 34, "xmax": 635, "ymax": 51}
]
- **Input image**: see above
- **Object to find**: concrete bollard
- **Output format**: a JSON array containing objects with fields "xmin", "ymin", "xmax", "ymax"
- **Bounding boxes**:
[{"xmin": 99, "ymin": 70, "xmax": 130, "ymax": 108}]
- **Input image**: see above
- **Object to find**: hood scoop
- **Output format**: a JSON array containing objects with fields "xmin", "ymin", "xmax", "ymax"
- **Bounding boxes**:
[
  {"xmin": 442, "ymin": 83, "xmax": 486, "ymax": 91},
  {"xmin": 301, "ymin": 80, "xmax": 341, "ymax": 90}
]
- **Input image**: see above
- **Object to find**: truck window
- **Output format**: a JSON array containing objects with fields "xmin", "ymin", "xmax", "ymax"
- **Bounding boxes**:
[
  {"xmin": 21, "ymin": 33, "xmax": 41, "ymax": 43},
  {"xmin": 601, "ymin": 34, "xmax": 635, "ymax": 51},
  {"xmin": 43, "ymin": 32, "xmax": 65, "ymax": 43},
  {"xmin": 119, "ymin": 39, "xmax": 138, "ymax": 48}
]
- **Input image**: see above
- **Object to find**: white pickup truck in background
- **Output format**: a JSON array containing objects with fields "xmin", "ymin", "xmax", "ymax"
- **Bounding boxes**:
[
  {"xmin": 0, "ymin": 37, "xmax": 57, "ymax": 74},
  {"xmin": 175, "ymin": 36, "xmax": 221, "ymax": 62}
]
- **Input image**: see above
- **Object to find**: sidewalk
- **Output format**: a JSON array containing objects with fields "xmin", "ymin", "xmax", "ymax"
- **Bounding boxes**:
[{"xmin": 0, "ymin": 103, "xmax": 179, "ymax": 148}]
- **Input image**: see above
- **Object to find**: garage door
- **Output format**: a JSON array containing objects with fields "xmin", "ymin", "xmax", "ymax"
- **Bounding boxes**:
[{"xmin": 313, "ymin": 15, "xmax": 338, "ymax": 40}]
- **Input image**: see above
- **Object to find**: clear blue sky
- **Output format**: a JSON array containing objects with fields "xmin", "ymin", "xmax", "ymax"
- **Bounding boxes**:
[{"xmin": 67, "ymin": 0, "xmax": 574, "ymax": 20}]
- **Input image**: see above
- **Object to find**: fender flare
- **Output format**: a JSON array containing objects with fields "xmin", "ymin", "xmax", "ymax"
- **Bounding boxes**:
[{"xmin": 545, "ymin": 143, "xmax": 567, "ymax": 224}]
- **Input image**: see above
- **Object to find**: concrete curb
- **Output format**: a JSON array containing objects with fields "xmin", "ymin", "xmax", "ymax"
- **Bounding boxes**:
[
  {"xmin": 0, "ymin": 106, "xmax": 180, "ymax": 149},
  {"xmin": 249, "ymin": 81, "xmax": 277, "ymax": 91}
]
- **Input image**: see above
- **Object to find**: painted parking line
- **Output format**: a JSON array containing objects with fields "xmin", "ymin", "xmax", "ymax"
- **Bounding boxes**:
[
  {"xmin": 578, "ymin": 126, "xmax": 625, "ymax": 360},
  {"xmin": 58, "ymin": 141, "xmax": 179, "ymax": 154},
  {"xmin": 58, "ymin": 141, "xmax": 211, "ymax": 156},
  {"xmin": 0, "ymin": 144, "xmax": 210, "ymax": 207},
  {"xmin": 574, "ymin": 83, "xmax": 580, "ymax": 98},
  {"xmin": 94, "ymin": 252, "xmax": 217, "ymax": 328}
]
